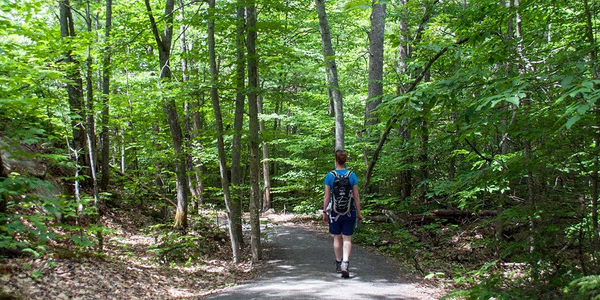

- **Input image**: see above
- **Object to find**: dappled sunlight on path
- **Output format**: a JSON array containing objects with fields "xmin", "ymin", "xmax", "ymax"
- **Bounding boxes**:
[{"xmin": 205, "ymin": 226, "xmax": 443, "ymax": 299}]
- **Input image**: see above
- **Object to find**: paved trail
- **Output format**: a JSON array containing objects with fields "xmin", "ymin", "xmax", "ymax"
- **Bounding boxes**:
[{"xmin": 204, "ymin": 224, "xmax": 444, "ymax": 299}]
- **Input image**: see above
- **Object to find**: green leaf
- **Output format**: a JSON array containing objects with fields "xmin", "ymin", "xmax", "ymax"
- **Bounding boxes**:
[
  {"xmin": 505, "ymin": 96, "xmax": 520, "ymax": 106},
  {"xmin": 577, "ymin": 103, "xmax": 592, "ymax": 115},
  {"xmin": 561, "ymin": 75, "xmax": 574, "ymax": 87},
  {"xmin": 343, "ymin": 0, "xmax": 370, "ymax": 11},
  {"xmin": 566, "ymin": 115, "xmax": 581, "ymax": 129},
  {"xmin": 22, "ymin": 247, "xmax": 40, "ymax": 258}
]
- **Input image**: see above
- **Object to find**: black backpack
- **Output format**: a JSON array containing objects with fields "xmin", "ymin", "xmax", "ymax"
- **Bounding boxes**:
[{"xmin": 330, "ymin": 171, "xmax": 353, "ymax": 220}]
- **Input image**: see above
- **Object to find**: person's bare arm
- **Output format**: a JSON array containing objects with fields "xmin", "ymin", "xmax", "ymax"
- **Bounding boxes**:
[
  {"xmin": 353, "ymin": 185, "xmax": 363, "ymax": 221},
  {"xmin": 323, "ymin": 185, "xmax": 331, "ymax": 223}
]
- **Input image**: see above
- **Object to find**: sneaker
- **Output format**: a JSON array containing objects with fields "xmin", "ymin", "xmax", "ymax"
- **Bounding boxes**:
[
  {"xmin": 335, "ymin": 259, "xmax": 342, "ymax": 273},
  {"xmin": 340, "ymin": 261, "xmax": 349, "ymax": 278}
]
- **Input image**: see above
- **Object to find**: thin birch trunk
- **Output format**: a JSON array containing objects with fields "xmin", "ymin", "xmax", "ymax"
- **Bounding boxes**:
[
  {"xmin": 258, "ymin": 96, "xmax": 272, "ymax": 210},
  {"xmin": 208, "ymin": 0, "xmax": 241, "ymax": 263},
  {"xmin": 315, "ymin": 0, "xmax": 344, "ymax": 151},
  {"xmin": 85, "ymin": 0, "xmax": 97, "ymax": 183}
]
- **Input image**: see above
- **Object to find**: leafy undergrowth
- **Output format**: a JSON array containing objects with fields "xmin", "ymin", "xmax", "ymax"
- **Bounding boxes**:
[
  {"xmin": 0, "ymin": 207, "xmax": 259, "ymax": 300},
  {"xmin": 350, "ymin": 216, "xmax": 584, "ymax": 299}
]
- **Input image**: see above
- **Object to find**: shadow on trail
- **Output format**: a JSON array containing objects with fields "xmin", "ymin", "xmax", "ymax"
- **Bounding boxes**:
[{"xmin": 204, "ymin": 226, "xmax": 441, "ymax": 300}]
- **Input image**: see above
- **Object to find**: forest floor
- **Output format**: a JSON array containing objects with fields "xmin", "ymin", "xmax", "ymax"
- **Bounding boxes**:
[
  {"xmin": 1, "ymin": 206, "xmax": 259, "ymax": 299},
  {"xmin": 1, "ymin": 208, "xmax": 447, "ymax": 299}
]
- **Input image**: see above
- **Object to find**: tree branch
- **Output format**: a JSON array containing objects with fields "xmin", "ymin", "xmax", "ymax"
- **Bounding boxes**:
[
  {"xmin": 406, "ymin": 37, "xmax": 470, "ymax": 93},
  {"xmin": 145, "ymin": 0, "xmax": 163, "ymax": 48},
  {"xmin": 412, "ymin": 0, "xmax": 441, "ymax": 43},
  {"xmin": 464, "ymin": 139, "xmax": 493, "ymax": 163}
]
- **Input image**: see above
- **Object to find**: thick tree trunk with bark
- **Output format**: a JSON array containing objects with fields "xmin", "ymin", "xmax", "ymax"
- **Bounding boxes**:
[
  {"xmin": 145, "ymin": 0, "xmax": 189, "ymax": 230},
  {"xmin": 247, "ymin": 0, "xmax": 262, "ymax": 262},
  {"xmin": 365, "ymin": 0, "xmax": 386, "ymax": 126},
  {"xmin": 208, "ymin": 0, "xmax": 242, "ymax": 263},
  {"xmin": 229, "ymin": 0, "xmax": 246, "ymax": 244},
  {"xmin": 362, "ymin": 0, "xmax": 386, "ymax": 192},
  {"xmin": 315, "ymin": 0, "xmax": 344, "ymax": 151}
]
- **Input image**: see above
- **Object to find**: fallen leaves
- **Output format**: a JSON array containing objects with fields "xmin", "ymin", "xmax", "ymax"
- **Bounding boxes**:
[{"xmin": 1, "ymin": 208, "xmax": 260, "ymax": 299}]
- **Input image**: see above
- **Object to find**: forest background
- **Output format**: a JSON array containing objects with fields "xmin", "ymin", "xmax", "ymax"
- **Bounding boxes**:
[{"xmin": 1, "ymin": 0, "xmax": 600, "ymax": 298}]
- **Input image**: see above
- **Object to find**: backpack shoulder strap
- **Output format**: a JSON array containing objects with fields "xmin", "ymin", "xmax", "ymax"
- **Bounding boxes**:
[{"xmin": 330, "ymin": 171, "xmax": 339, "ymax": 178}]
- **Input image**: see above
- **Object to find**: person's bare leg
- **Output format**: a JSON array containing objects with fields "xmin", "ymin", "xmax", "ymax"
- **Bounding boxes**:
[
  {"xmin": 333, "ymin": 234, "xmax": 343, "ymax": 261},
  {"xmin": 342, "ymin": 235, "xmax": 352, "ymax": 261},
  {"xmin": 340, "ymin": 235, "xmax": 352, "ymax": 278}
]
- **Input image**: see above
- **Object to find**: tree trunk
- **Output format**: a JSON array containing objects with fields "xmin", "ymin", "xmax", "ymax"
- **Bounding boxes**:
[
  {"xmin": 208, "ymin": 0, "xmax": 242, "ymax": 263},
  {"xmin": 247, "ymin": 0, "xmax": 262, "ymax": 262},
  {"xmin": 315, "ymin": 0, "xmax": 344, "ymax": 151},
  {"xmin": 184, "ymin": 101, "xmax": 197, "ymax": 202},
  {"xmin": 365, "ymin": 0, "xmax": 386, "ymax": 126},
  {"xmin": 191, "ymin": 59, "xmax": 206, "ymax": 210},
  {"xmin": 396, "ymin": 0, "xmax": 409, "ymax": 95},
  {"xmin": 100, "ymin": 0, "xmax": 112, "ymax": 191},
  {"xmin": 583, "ymin": 0, "xmax": 600, "ymax": 256},
  {"xmin": 85, "ymin": 119, "xmax": 102, "ymax": 251},
  {"xmin": 418, "ymin": 116, "xmax": 429, "ymax": 204},
  {"xmin": 258, "ymin": 96, "xmax": 272, "ymax": 210},
  {"xmin": 229, "ymin": 0, "xmax": 246, "ymax": 244},
  {"xmin": 399, "ymin": 121, "xmax": 412, "ymax": 200},
  {"xmin": 179, "ymin": 0, "xmax": 200, "ymax": 205},
  {"xmin": 145, "ymin": 0, "xmax": 189, "ymax": 230},
  {"xmin": 85, "ymin": 0, "xmax": 97, "ymax": 184},
  {"xmin": 59, "ymin": 0, "xmax": 88, "ymax": 171},
  {"xmin": 512, "ymin": 0, "xmax": 535, "ymax": 254},
  {"xmin": 191, "ymin": 94, "xmax": 206, "ymax": 209},
  {"xmin": 362, "ymin": 0, "xmax": 387, "ymax": 193},
  {"xmin": 396, "ymin": 1, "xmax": 412, "ymax": 200}
]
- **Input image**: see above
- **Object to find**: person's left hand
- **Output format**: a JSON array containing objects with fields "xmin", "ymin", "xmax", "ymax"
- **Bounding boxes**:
[{"xmin": 357, "ymin": 211, "xmax": 363, "ymax": 222}]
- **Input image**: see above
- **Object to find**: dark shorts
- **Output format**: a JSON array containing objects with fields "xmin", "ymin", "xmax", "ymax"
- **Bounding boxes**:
[{"xmin": 329, "ymin": 210, "xmax": 357, "ymax": 236}]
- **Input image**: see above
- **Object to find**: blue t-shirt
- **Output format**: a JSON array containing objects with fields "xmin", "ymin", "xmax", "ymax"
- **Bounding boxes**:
[{"xmin": 324, "ymin": 169, "xmax": 358, "ymax": 188}]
